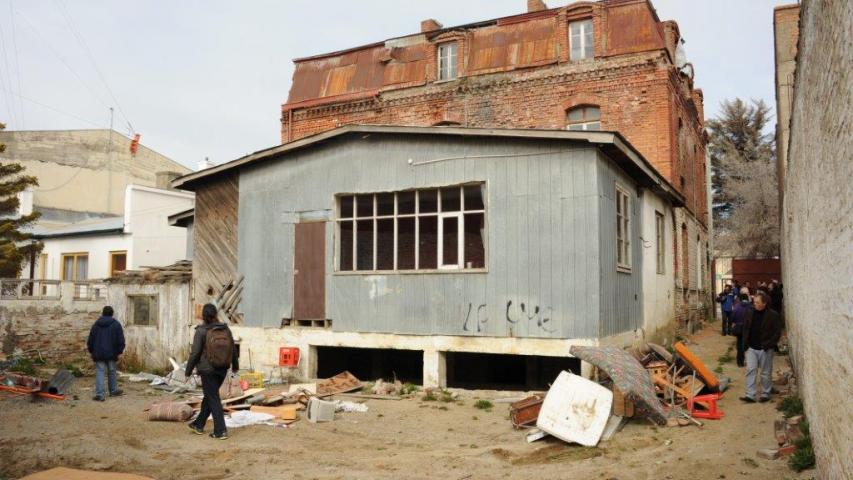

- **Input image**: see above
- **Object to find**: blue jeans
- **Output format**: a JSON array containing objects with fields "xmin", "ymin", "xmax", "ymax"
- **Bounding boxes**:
[{"xmin": 95, "ymin": 360, "xmax": 118, "ymax": 398}]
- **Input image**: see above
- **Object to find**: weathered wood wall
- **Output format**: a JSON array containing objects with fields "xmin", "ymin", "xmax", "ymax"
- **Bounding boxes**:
[{"xmin": 193, "ymin": 172, "xmax": 239, "ymax": 305}]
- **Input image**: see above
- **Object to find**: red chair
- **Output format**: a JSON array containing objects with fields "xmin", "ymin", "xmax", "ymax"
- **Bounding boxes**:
[{"xmin": 689, "ymin": 393, "xmax": 725, "ymax": 420}]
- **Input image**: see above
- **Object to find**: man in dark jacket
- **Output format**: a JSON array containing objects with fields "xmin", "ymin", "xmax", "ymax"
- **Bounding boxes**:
[
  {"xmin": 86, "ymin": 306, "xmax": 125, "ymax": 401},
  {"xmin": 716, "ymin": 284, "xmax": 736, "ymax": 335},
  {"xmin": 185, "ymin": 303, "xmax": 239, "ymax": 440},
  {"xmin": 740, "ymin": 292, "xmax": 783, "ymax": 403},
  {"xmin": 730, "ymin": 293, "xmax": 752, "ymax": 367}
]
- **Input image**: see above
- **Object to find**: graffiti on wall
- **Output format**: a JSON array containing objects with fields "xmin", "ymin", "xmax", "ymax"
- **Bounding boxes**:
[{"xmin": 462, "ymin": 300, "xmax": 557, "ymax": 334}]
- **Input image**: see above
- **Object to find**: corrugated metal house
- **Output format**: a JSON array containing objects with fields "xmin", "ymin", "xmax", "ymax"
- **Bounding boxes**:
[{"xmin": 173, "ymin": 125, "xmax": 682, "ymax": 388}]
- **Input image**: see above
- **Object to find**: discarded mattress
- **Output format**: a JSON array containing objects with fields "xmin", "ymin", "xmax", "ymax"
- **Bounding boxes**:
[
  {"xmin": 570, "ymin": 345, "xmax": 668, "ymax": 425},
  {"xmin": 536, "ymin": 371, "xmax": 613, "ymax": 447}
]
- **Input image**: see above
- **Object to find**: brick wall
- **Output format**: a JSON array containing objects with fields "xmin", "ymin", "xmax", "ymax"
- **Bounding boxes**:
[
  {"xmin": 782, "ymin": 0, "xmax": 853, "ymax": 477},
  {"xmin": 672, "ymin": 208, "xmax": 711, "ymax": 332}
]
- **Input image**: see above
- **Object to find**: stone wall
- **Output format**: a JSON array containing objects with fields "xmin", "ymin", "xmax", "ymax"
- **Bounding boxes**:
[{"xmin": 782, "ymin": 0, "xmax": 853, "ymax": 477}]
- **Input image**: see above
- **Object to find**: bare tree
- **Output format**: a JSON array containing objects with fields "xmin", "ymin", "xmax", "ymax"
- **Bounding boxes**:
[{"xmin": 707, "ymin": 99, "xmax": 779, "ymax": 257}]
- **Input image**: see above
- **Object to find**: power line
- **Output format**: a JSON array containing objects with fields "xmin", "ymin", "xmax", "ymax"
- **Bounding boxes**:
[
  {"xmin": 0, "ymin": 84, "xmax": 105, "ymax": 128},
  {"xmin": 55, "ymin": 0, "xmax": 135, "ymax": 134},
  {"xmin": 8, "ymin": 2, "xmax": 26, "ymax": 128}
]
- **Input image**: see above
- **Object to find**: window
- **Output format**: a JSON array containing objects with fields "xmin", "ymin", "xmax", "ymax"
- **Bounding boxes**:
[
  {"xmin": 110, "ymin": 251, "xmax": 127, "ymax": 277},
  {"xmin": 437, "ymin": 42, "xmax": 458, "ymax": 81},
  {"xmin": 61, "ymin": 253, "xmax": 88, "ymax": 281},
  {"xmin": 615, "ymin": 186, "xmax": 631, "ymax": 271},
  {"xmin": 655, "ymin": 211, "xmax": 665, "ymax": 274},
  {"xmin": 569, "ymin": 19, "xmax": 593, "ymax": 61},
  {"xmin": 129, "ymin": 295, "xmax": 158, "ymax": 326},
  {"xmin": 38, "ymin": 254, "xmax": 47, "ymax": 279},
  {"xmin": 566, "ymin": 105, "xmax": 600, "ymax": 131},
  {"xmin": 337, "ymin": 184, "xmax": 486, "ymax": 272},
  {"xmin": 696, "ymin": 237, "xmax": 702, "ymax": 289}
]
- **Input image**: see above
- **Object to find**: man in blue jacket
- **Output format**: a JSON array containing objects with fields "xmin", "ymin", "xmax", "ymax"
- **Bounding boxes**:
[
  {"xmin": 716, "ymin": 284, "xmax": 736, "ymax": 335},
  {"xmin": 86, "ymin": 306, "xmax": 126, "ymax": 401}
]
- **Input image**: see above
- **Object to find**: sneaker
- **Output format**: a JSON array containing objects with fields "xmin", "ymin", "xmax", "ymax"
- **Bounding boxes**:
[
  {"xmin": 209, "ymin": 432, "xmax": 229, "ymax": 440},
  {"xmin": 110, "ymin": 389, "xmax": 124, "ymax": 397},
  {"xmin": 188, "ymin": 424, "xmax": 204, "ymax": 435},
  {"xmin": 739, "ymin": 396, "xmax": 756, "ymax": 403},
  {"xmin": 759, "ymin": 396, "xmax": 770, "ymax": 403},
  {"xmin": 93, "ymin": 395, "xmax": 105, "ymax": 402}
]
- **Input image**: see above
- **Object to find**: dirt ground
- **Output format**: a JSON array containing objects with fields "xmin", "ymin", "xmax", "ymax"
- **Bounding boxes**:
[{"xmin": 0, "ymin": 325, "xmax": 815, "ymax": 480}]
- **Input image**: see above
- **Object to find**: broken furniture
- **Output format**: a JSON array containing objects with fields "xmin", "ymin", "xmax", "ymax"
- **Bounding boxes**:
[
  {"xmin": 673, "ymin": 341, "xmax": 720, "ymax": 391},
  {"xmin": 510, "ymin": 395, "xmax": 544, "ymax": 428},
  {"xmin": 688, "ymin": 392, "xmax": 724, "ymax": 420},
  {"xmin": 535, "ymin": 371, "xmax": 613, "ymax": 447}
]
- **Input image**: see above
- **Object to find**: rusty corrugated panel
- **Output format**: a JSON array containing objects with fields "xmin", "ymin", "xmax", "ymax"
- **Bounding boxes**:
[
  {"xmin": 468, "ymin": 16, "xmax": 558, "ymax": 74},
  {"xmin": 604, "ymin": 1, "xmax": 665, "ymax": 56}
]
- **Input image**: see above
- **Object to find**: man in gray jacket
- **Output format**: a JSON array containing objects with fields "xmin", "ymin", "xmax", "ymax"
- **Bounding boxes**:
[
  {"xmin": 185, "ymin": 304, "xmax": 239, "ymax": 439},
  {"xmin": 740, "ymin": 292, "xmax": 783, "ymax": 403}
]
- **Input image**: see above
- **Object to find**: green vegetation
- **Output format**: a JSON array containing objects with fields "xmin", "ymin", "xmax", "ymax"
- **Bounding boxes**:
[
  {"xmin": 399, "ymin": 382, "xmax": 417, "ymax": 395},
  {"xmin": 421, "ymin": 391, "xmax": 437, "ymax": 402},
  {"xmin": 473, "ymin": 399, "xmax": 493, "ymax": 411},
  {"xmin": 713, "ymin": 365, "xmax": 724, "ymax": 374},
  {"xmin": 789, "ymin": 421, "xmax": 816, "ymax": 472},
  {"xmin": 777, "ymin": 396, "xmax": 804, "ymax": 418},
  {"xmin": 742, "ymin": 457, "xmax": 759, "ymax": 468},
  {"xmin": 61, "ymin": 363, "xmax": 84, "ymax": 378}
]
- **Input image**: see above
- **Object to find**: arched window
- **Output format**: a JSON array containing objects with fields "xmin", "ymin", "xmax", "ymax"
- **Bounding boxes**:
[{"xmin": 566, "ymin": 106, "xmax": 600, "ymax": 131}]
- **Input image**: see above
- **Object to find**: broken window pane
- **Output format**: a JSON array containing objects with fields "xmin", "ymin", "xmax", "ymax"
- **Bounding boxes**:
[
  {"xmin": 339, "ymin": 196, "xmax": 354, "ymax": 219},
  {"xmin": 397, "ymin": 217, "xmax": 416, "ymax": 269},
  {"xmin": 440, "ymin": 187, "xmax": 461, "ymax": 212},
  {"xmin": 418, "ymin": 216, "xmax": 438, "ymax": 269},
  {"xmin": 398, "ymin": 191, "xmax": 416, "ymax": 215},
  {"xmin": 377, "ymin": 193, "xmax": 394, "ymax": 216},
  {"xmin": 339, "ymin": 221, "xmax": 354, "ymax": 271},
  {"xmin": 376, "ymin": 219, "xmax": 394, "ymax": 270},
  {"xmin": 356, "ymin": 194, "xmax": 374, "ymax": 218},
  {"xmin": 464, "ymin": 185, "xmax": 484, "ymax": 211},
  {"xmin": 442, "ymin": 216, "xmax": 459, "ymax": 266},
  {"xmin": 356, "ymin": 220, "xmax": 374, "ymax": 270},
  {"xmin": 464, "ymin": 213, "xmax": 486, "ymax": 269},
  {"xmin": 419, "ymin": 189, "xmax": 438, "ymax": 213}
]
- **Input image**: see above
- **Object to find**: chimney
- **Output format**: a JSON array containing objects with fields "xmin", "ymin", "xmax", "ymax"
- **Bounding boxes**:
[
  {"xmin": 421, "ymin": 19, "xmax": 443, "ymax": 33},
  {"xmin": 527, "ymin": 0, "xmax": 547, "ymax": 12},
  {"xmin": 197, "ymin": 156, "xmax": 215, "ymax": 172}
]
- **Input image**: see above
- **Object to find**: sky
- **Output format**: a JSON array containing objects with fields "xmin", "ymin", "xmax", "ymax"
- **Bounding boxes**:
[{"xmin": 0, "ymin": 0, "xmax": 795, "ymax": 169}]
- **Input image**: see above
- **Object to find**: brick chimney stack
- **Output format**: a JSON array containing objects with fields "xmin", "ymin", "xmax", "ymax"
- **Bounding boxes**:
[
  {"xmin": 421, "ymin": 19, "xmax": 443, "ymax": 33},
  {"xmin": 527, "ymin": 0, "xmax": 547, "ymax": 12}
]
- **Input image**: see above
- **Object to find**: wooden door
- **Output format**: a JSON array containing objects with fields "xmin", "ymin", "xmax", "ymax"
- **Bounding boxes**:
[{"xmin": 293, "ymin": 222, "xmax": 326, "ymax": 320}]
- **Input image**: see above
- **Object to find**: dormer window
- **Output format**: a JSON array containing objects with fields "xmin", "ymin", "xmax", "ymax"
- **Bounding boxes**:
[
  {"xmin": 437, "ymin": 42, "xmax": 458, "ymax": 81},
  {"xmin": 569, "ymin": 19, "xmax": 593, "ymax": 61},
  {"xmin": 566, "ymin": 105, "xmax": 600, "ymax": 131}
]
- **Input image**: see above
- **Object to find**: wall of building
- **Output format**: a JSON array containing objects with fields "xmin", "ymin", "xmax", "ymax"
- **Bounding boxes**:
[
  {"xmin": 673, "ymin": 208, "xmax": 710, "ymax": 331},
  {"xmin": 0, "ymin": 130, "xmax": 189, "ymax": 216},
  {"xmin": 192, "ymin": 173, "xmax": 239, "ymax": 304},
  {"xmin": 125, "ymin": 186, "xmax": 194, "ymax": 270},
  {"xmin": 782, "ymin": 0, "xmax": 853, "ymax": 477},
  {"xmin": 236, "ymin": 134, "xmax": 653, "ymax": 340},
  {"xmin": 37, "ymin": 233, "xmax": 131, "ymax": 280},
  {"xmin": 639, "ymin": 186, "xmax": 676, "ymax": 335},
  {"xmin": 773, "ymin": 4, "xmax": 800, "ymax": 209}
]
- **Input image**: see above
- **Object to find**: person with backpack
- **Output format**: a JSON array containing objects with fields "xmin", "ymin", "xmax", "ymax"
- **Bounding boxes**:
[
  {"xmin": 86, "ymin": 305, "xmax": 125, "ymax": 401},
  {"xmin": 185, "ymin": 303, "xmax": 238, "ymax": 439}
]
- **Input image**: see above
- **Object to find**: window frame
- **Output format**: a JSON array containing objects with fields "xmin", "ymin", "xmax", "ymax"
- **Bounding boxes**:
[
  {"xmin": 128, "ymin": 294, "xmax": 159, "ymax": 327},
  {"xmin": 109, "ymin": 250, "xmax": 128, "ymax": 277},
  {"xmin": 437, "ymin": 42, "xmax": 458, "ymax": 81},
  {"xmin": 60, "ymin": 252, "xmax": 89, "ymax": 281},
  {"xmin": 569, "ymin": 19, "xmax": 594, "ymax": 61},
  {"xmin": 654, "ymin": 211, "xmax": 665, "ymax": 275},
  {"xmin": 335, "ymin": 183, "xmax": 487, "ymax": 274},
  {"xmin": 615, "ymin": 185, "xmax": 632, "ymax": 273},
  {"xmin": 565, "ymin": 105, "xmax": 601, "ymax": 131}
]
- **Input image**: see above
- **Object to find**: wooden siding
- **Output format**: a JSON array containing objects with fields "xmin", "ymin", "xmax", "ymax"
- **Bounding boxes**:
[
  {"xmin": 597, "ymin": 151, "xmax": 643, "ymax": 337},
  {"xmin": 237, "ymin": 135, "xmax": 610, "ymax": 339},
  {"xmin": 193, "ymin": 173, "xmax": 239, "ymax": 304}
]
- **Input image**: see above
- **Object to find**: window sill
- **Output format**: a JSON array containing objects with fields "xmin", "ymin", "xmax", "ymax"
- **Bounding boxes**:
[
  {"xmin": 433, "ymin": 78, "xmax": 459, "ymax": 84},
  {"xmin": 616, "ymin": 265, "xmax": 632, "ymax": 274},
  {"xmin": 334, "ymin": 268, "xmax": 488, "ymax": 276}
]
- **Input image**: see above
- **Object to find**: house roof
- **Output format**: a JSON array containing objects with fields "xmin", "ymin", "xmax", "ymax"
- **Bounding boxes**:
[
  {"xmin": 168, "ymin": 208, "xmax": 194, "ymax": 228},
  {"xmin": 172, "ymin": 125, "xmax": 684, "ymax": 206},
  {"xmin": 29, "ymin": 216, "xmax": 125, "ymax": 239}
]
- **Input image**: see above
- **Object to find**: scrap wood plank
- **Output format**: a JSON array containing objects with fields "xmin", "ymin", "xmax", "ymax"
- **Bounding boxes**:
[
  {"xmin": 673, "ymin": 342, "xmax": 719, "ymax": 390},
  {"xmin": 250, "ymin": 404, "xmax": 297, "ymax": 420},
  {"xmin": 316, "ymin": 371, "xmax": 362, "ymax": 396},
  {"xmin": 335, "ymin": 393, "xmax": 402, "ymax": 401},
  {"xmin": 222, "ymin": 388, "xmax": 265, "ymax": 405}
]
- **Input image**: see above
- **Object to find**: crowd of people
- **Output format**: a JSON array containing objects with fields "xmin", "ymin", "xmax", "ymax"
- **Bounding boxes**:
[{"xmin": 716, "ymin": 279, "xmax": 784, "ymax": 403}]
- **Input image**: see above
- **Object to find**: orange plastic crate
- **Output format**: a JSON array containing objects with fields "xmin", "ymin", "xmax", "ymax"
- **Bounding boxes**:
[{"xmin": 279, "ymin": 347, "xmax": 300, "ymax": 367}]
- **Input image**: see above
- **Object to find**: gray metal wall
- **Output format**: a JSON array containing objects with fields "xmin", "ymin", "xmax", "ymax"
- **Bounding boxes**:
[
  {"xmin": 596, "ymin": 151, "xmax": 644, "ymax": 337},
  {"xmin": 237, "ymin": 134, "xmax": 642, "ymax": 340}
]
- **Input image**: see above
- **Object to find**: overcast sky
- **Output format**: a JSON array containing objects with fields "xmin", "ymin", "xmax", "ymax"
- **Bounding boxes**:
[{"xmin": 0, "ymin": 0, "xmax": 794, "ymax": 169}]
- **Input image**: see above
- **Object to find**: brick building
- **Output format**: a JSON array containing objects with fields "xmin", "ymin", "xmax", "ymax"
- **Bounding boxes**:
[{"xmin": 280, "ymin": 0, "xmax": 711, "ymax": 329}]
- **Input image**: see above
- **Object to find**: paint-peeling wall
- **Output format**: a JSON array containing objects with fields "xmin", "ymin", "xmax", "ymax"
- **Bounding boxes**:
[{"xmin": 235, "ymin": 134, "xmax": 659, "ymax": 340}]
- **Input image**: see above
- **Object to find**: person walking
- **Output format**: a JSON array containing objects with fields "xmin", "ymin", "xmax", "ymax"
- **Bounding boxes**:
[
  {"xmin": 716, "ymin": 284, "xmax": 736, "ymax": 335},
  {"xmin": 730, "ymin": 293, "xmax": 752, "ymax": 367},
  {"xmin": 740, "ymin": 292, "xmax": 782, "ymax": 403},
  {"xmin": 86, "ymin": 306, "xmax": 125, "ymax": 401},
  {"xmin": 186, "ymin": 304, "xmax": 239, "ymax": 440}
]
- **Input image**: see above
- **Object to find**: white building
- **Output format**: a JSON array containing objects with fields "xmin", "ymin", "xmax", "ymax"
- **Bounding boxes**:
[{"xmin": 27, "ymin": 185, "xmax": 194, "ymax": 280}]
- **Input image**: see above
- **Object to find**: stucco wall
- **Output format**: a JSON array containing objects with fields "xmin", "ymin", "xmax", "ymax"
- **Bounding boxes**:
[
  {"xmin": 782, "ymin": 1, "xmax": 853, "ymax": 477},
  {"xmin": 37, "ymin": 233, "xmax": 131, "ymax": 280},
  {"xmin": 126, "ymin": 186, "xmax": 194, "ymax": 270},
  {"xmin": 639, "ymin": 188, "xmax": 676, "ymax": 335}
]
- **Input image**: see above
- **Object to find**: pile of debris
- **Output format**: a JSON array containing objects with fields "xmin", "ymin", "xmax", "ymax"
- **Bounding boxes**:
[
  {"xmin": 0, "ymin": 369, "xmax": 75, "ymax": 401},
  {"xmin": 142, "ymin": 370, "xmax": 370, "ymax": 428},
  {"xmin": 108, "ymin": 260, "xmax": 192, "ymax": 283},
  {"xmin": 508, "ymin": 342, "xmax": 728, "ymax": 447}
]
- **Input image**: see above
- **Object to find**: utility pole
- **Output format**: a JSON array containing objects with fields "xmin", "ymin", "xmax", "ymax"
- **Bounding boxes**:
[{"xmin": 107, "ymin": 107, "xmax": 114, "ymax": 212}]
